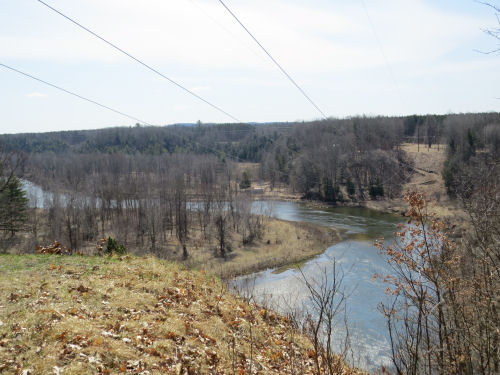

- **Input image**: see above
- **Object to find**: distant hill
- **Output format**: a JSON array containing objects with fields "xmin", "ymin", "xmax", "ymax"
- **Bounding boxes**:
[{"xmin": 0, "ymin": 123, "xmax": 277, "ymax": 161}]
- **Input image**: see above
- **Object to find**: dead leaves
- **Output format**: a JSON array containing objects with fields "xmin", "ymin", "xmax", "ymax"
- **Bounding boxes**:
[
  {"xmin": 36, "ymin": 241, "xmax": 71, "ymax": 255},
  {"xmin": 75, "ymin": 284, "xmax": 91, "ymax": 293},
  {"xmin": 1, "ymin": 256, "xmax": 368, "ymax": 375},
  {"xmin": 8, "ymin": 292, "xmax": 19, "ymax": 302}
]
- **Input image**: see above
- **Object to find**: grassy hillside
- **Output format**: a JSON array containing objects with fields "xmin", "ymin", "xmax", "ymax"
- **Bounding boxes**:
[{"xmin": 0, "ymin": 255, "xmax": 366, "ymax": 374}]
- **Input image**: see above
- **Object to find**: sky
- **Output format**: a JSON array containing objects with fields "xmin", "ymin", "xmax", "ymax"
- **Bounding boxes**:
[{"xmin": 1, "ymin": 0, "xmax": 500, "ymax": 134}]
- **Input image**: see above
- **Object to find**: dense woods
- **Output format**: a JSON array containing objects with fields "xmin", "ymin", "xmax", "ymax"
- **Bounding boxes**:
[
  {"xmin": 1, "ymin": 113, "xmax": 499, "ymax": 253},
  {"xmin": 257, "ymin": 118, "xmax": 410, "ymax": 201}
]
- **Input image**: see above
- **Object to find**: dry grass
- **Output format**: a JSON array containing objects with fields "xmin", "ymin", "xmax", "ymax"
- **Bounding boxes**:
[
  {"xmin": 400, "ymin": 143, "xmax": 448, "ymax": 199},
  {"xmin": 400, "ymin": 143, "xmax": 447, "ymax": 171},
  {"xmin": 184, "ymin": 218, "xmax": 341, "ymax": 278},
  {"xmin": 235, "ymin": 162, "xmax": 260, "ymax": 178},
  {"xmin": 0, "ymin": 255, "xmax": 368, "ymax": 375},
  {"xmin": 344, "ymin": 144, "xmax": 464, "ymax": 219},
  {"xmin": 3, "ymin": 213, "xmax": 340, "ymax": 279},
  {"xmin": 399, "ymin": 143, "xmax": 464, "ymax": 218},
  {"xmin": 252, "ymin": 182, "xmax": 302, "ymax": 201}
]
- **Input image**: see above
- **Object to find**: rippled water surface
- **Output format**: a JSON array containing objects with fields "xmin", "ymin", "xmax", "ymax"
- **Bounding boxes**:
[{"xmin": 238, "ymin": 201, "xmax": 403, "ymax": 371}]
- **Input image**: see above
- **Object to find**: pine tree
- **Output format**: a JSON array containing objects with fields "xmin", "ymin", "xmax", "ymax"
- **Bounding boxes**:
[
  {"xmin": 239, "ymin": 170, "xmax": 251, "ymax": 189},
  {"xmin": 0, "ymin": 176, "xmax": 28, "ymax": 237},
  {"xmin": 346, "ymin": 178, "xmax": 355, "ymax": 196}
]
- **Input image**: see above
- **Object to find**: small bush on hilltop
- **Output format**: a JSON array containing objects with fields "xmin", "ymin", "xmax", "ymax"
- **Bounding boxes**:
[{"xmin": 104, "ymin": 237, "xmax": 126, "ymax": 255}]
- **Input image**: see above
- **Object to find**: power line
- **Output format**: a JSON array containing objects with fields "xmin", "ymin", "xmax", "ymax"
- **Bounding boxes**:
[
  {"xmin": 35, "ymin": 0, "xmax": 241, "ymax": 123},
  {"xmin": 188, "ymin": 0, "xmax": 266, "ymax": 63},
  {"xmin": 0, "ymin": 62, "xmax": 151, "ymax": 125},
  {"xmin": 360, "ymin": 0, "xmax": 406, "ymax": 113},
  {"xmin": 217, "ymin": 0, "xmax": 328, "ymax": 120}
]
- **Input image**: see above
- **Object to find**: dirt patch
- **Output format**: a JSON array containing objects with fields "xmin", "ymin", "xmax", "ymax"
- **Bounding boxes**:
[{"xmin": 399, "ymin": 143, "xmax": 464, "ymax": 218}]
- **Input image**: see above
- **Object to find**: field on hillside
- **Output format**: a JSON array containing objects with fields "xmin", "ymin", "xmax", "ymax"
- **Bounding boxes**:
[
  {"xmin": 400, "ymin": 143, "xmax": 447, "ymax": 199},
  {"xmin": 0, "ymin": 255, "xmax": 367, "ymax": 375}
]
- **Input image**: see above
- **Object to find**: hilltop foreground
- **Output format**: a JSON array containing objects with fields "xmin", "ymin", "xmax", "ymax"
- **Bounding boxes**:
[{"xmin": 0, "ymin": 255, "xmax": 366, "ymax": 375}]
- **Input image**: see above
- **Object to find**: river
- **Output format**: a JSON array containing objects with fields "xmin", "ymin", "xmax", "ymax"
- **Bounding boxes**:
[{"xmin": 242, "ymin": 201, "xmax": 402, "ymax": 371}]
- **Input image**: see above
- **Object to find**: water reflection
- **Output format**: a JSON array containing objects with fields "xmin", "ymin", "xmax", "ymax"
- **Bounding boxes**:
[{"xmin": 235, "ymin": 201, "xmax": 402, "ymax": 371}]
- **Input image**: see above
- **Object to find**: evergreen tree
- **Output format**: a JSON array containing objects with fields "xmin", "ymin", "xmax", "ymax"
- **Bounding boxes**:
[
  {"xmin": 346, "ymin": 178, "xmax": 356, "ymax": 196},
  {"xmin": 239, "ymin": 170, "xmax": 251, "ymax": 189},
  {"xmin": 369, "ymin": 178, "xmax": 384, "ymax": 199},
  {"xmin": 0, "ymin": 176, "xmax": 29, "ymax": 237},
  {"xmin": 323, "ymin": 177, "xmax": 339, "ymax": 202}
]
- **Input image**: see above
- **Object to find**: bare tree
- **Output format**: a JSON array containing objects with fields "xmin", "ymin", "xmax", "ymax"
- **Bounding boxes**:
[
  {"xmin": 476, "ymin": 1, "xmax": 500, "ymax": 54},
  {"xmin": 173, "ymin": 172, "xmax": 189, "ymax": 259},
  {"xmin": 378, "ymin": 189, "xmax": 499, "ymax": 375},
  {"xmin": 299, "ymin": 258, "xmax": 351, "ymax": 375}
]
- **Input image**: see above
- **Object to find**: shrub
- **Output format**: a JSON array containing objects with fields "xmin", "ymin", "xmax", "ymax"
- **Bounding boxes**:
[
  {"xmin": 105, "ymin": 237, "xmax": 126, "ymax": 255},
  {"xmin": 346, "ymin": 179, "xmax": 355, "ymax": 196},
  {"xmin": 239, "ymin": 170, "xmax": 251, "ymax": 189}
]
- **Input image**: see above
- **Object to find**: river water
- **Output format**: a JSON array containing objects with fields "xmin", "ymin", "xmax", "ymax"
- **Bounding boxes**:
[{"xmin": 241, "ymin": 201, "xmax": 402, "ymax": 371}]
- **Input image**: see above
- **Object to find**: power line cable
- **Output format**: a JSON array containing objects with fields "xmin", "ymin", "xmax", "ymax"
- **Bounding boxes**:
[
  {"xmin": 0, "ymin": 62, "xmax": 151, "ymax": 125},
  {"xmin": 188, "ymin": 0, "xmax": 266, "ymax": 63},
  {"xmin": 360, "ymin": 0, "xmax": 406, "ymax": 113},
  {"xmin": 217, "ymin": 0, "xmax": 328, "ymax": 120},
  {"xmin": 35, "ymin": 0, "xmax": 241, "ymax": 123},
  {"xmin": 22, "ymin": 1, "xmax": 406, "ymax": 191}
]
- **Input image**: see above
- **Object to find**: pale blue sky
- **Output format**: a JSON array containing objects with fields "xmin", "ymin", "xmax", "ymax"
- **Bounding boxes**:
[{"xmin": 1, "ymin": 0, "xmax": 500, "ymax": 133}]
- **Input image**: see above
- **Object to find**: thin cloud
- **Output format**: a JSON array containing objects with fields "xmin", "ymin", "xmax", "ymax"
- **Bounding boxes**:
[
  {"xmin": 26, "ymin": 92, "xmax": 48, "ymax": 99},
  {"xmin": 1, "ymin": 0, "xmax": 486, "ymax": 72}
]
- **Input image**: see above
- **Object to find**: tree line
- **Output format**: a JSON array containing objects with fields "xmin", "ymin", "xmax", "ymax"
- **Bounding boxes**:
[
  {"xmin": 3, "ymin": 112, "xmax": 499, "ymax": 203},
  {"xmin": 2, "ymin": 112, "xmax": 499, "ymax": 250}
]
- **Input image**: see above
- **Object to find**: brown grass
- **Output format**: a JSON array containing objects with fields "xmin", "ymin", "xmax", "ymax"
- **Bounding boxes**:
[
  {"xmin": 6, "ymin": 211, "xmax": 339, "ymax": 280},
  {"xmin": 400, "ymin": 143, "xmax": 448, "ymax": 199},
  {"xmin": 183, "ymin": 218, "xmax": 341, "ymax": 278},
  {"xmin": 0, "ymin": 255, "xmax": 368, "ymax": 375},
  {"xmin": 252, "ymin": 181, "xmax": 302, "ymax": 201},
  {"xmin": 396, "ymin": 143, "xmax": 464, "ymax": 218}
]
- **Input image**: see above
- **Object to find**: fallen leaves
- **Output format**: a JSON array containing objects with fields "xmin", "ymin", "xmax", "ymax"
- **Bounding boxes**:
[
  {"xmin": 36, "ymin": 241, "xmax": 71, "ymax": 255},
  {"xmin": 0, "ymin": 256, "xmax": 369, "ymax": 375}
]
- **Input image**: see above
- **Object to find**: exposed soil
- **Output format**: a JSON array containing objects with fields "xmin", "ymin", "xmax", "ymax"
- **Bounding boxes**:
[
  {"xmin": 363, "ymin": 143, "xmax": 464, "ymax": 219},
  {"xmin": 245, "ymin": 143, "xmax": 465, "ymax": 220}
]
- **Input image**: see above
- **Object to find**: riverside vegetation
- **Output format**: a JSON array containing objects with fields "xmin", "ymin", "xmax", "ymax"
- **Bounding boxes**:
[{"xmin": 0, "ymin": 113, "xmax": 498, "ymax": 374}]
